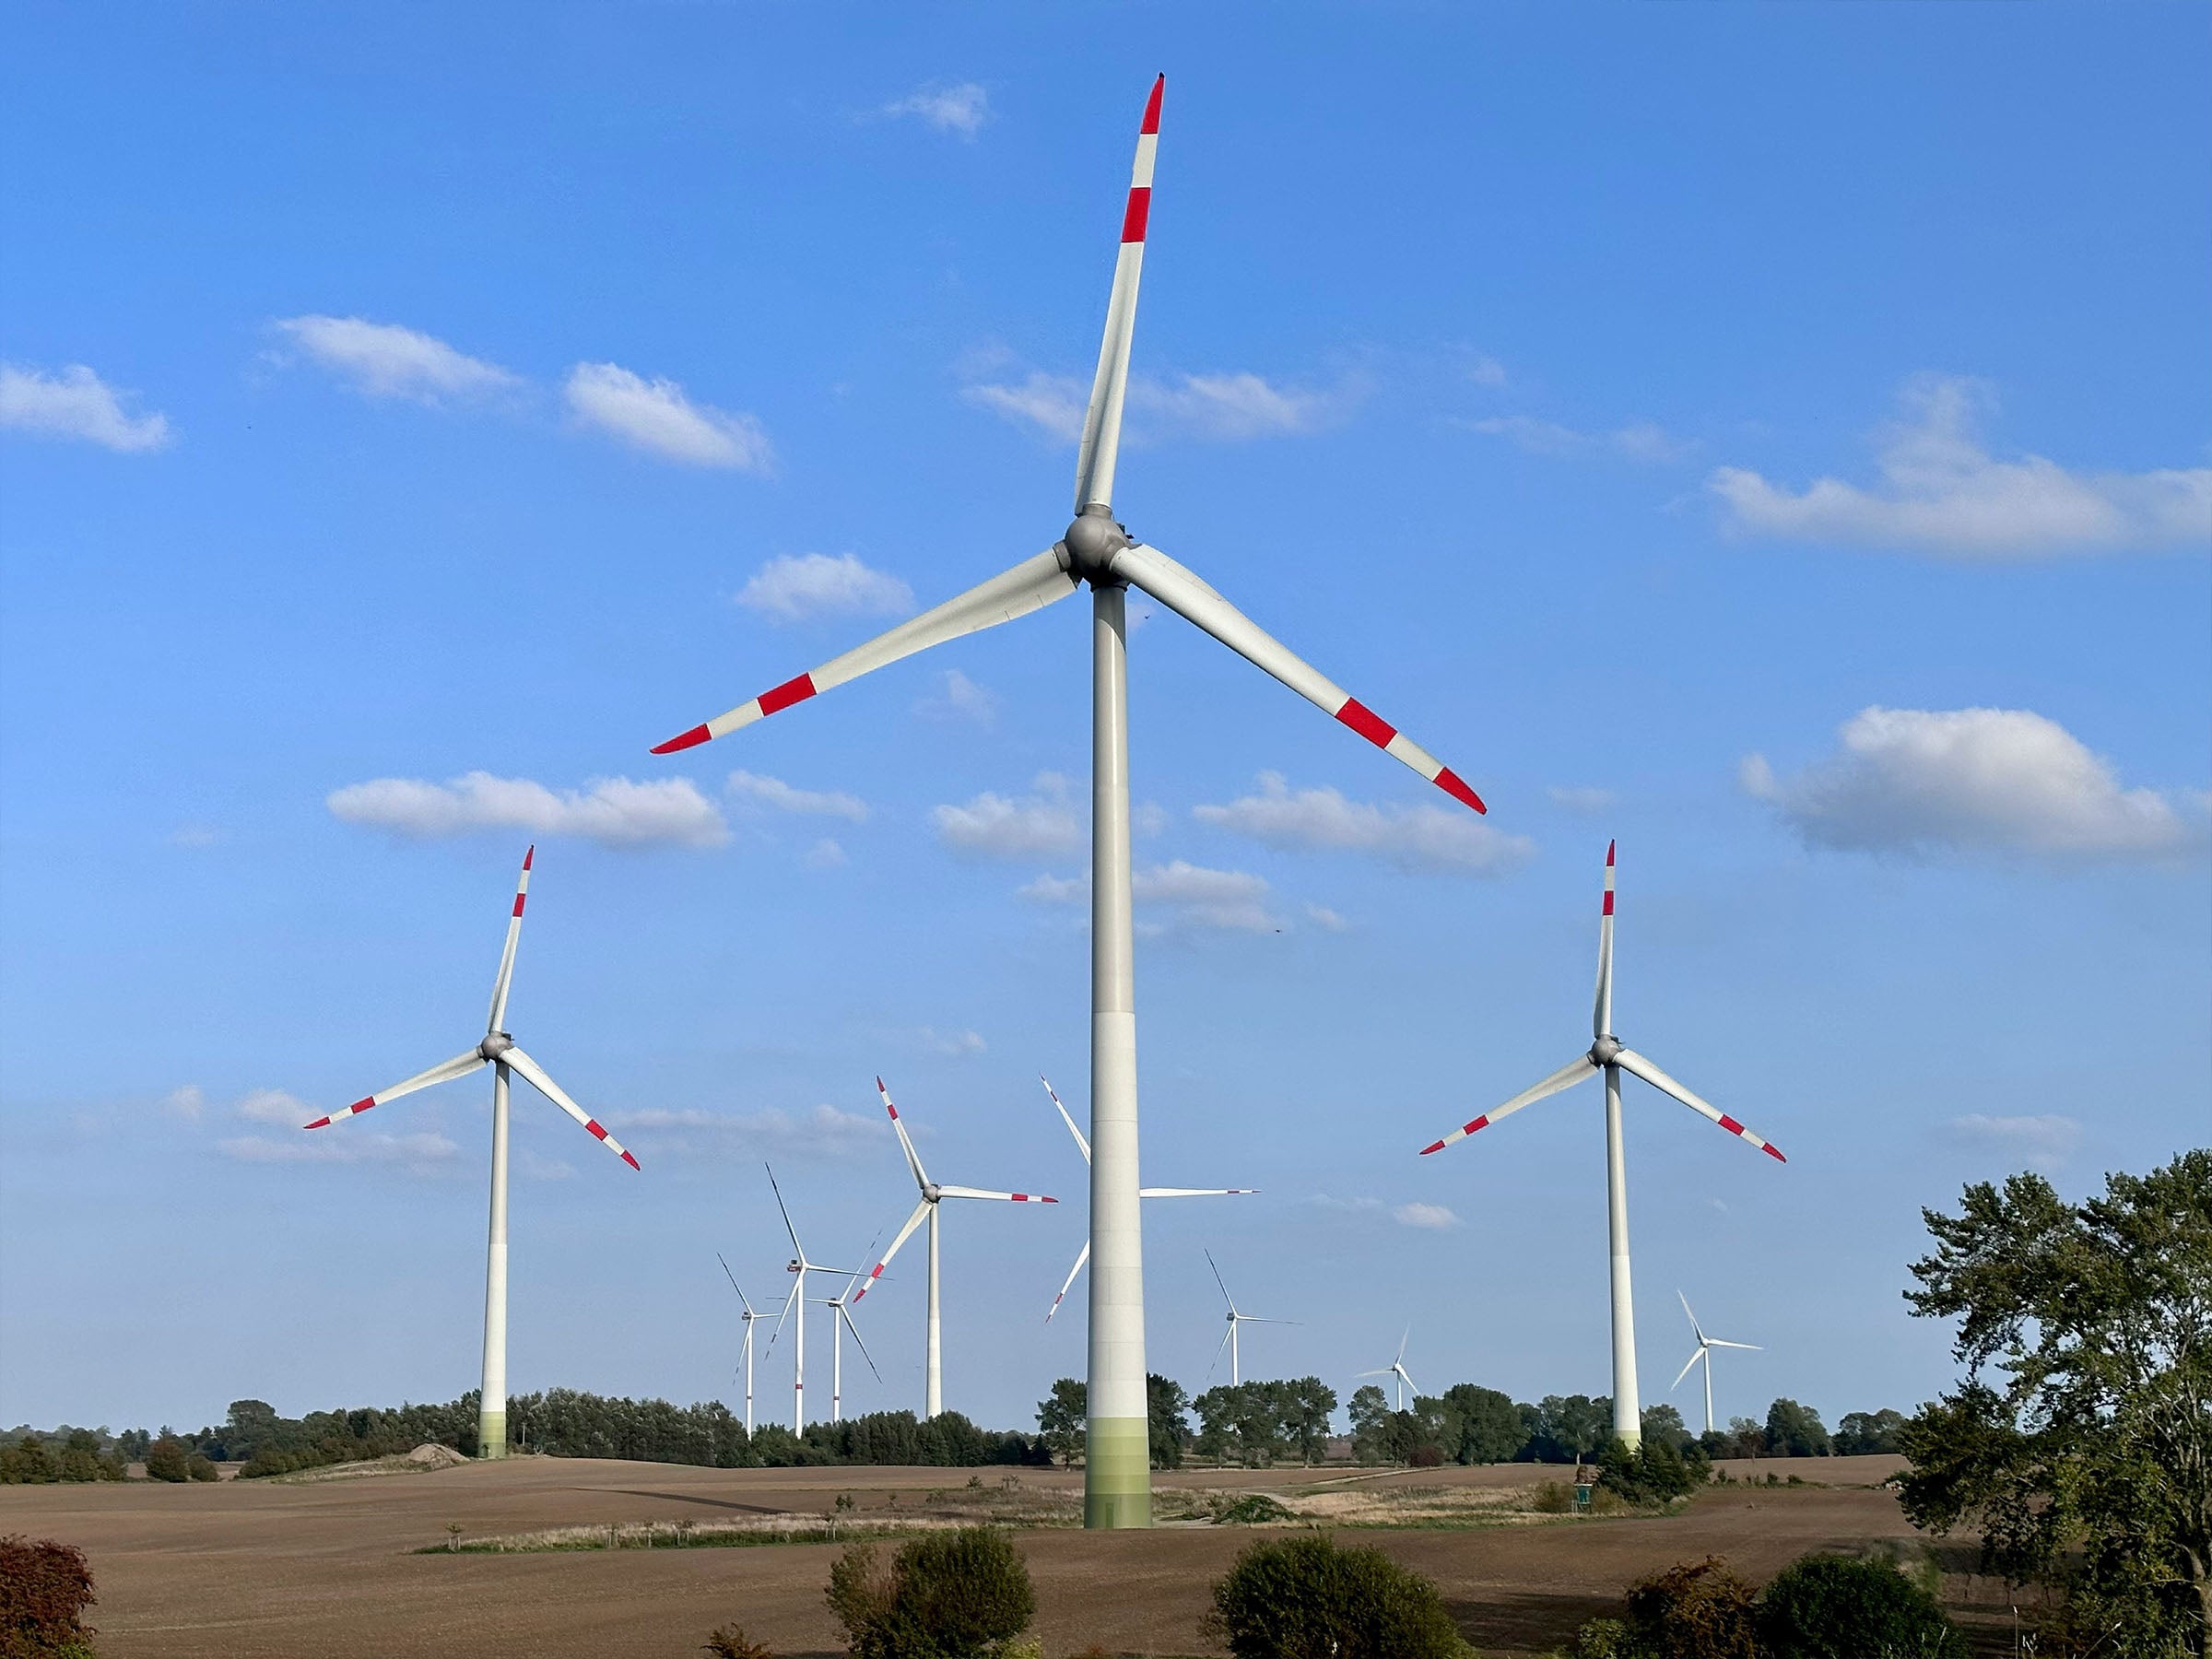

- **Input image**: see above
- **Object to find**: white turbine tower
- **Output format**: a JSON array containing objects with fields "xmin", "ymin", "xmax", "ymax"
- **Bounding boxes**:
[
  {"xmin": 850, "ymin": 1077, "xmax": 1058, "ymax": 1420},
  {"xmin": 301, "ymin": 846, "xmax": 638, "ymax": 1460},
  {"xmin": 716, "ymin": 1253, "xmax": 773, "ymax": 1436},
  {"xmin": 649, "ymin": 76, "xmax": 1485, "ymax": 1528},
  {"xmin": 1040, "ymin": 1075, "xmax": 1256, "ymax": 1323},
  {"xmin": 1205, "ymin": 1251, "xmax": 1293, "ymax": 1386},
  {"xmin": 1358, "ymin": 1329, "xmax": 1421, "ymax": 1411},
  {"xmin": 810, "ymin": 1276, "xmax": 883, "ymax": 1425},
  {"xmin": 1673, "ymin": 1291, "xmax": 1760, "ymax": 1437},
  {"xmin": 763, "ymin": 1165, "xmax": 857, "ymax": 1430},
  {"xmin": 1418, "ymin": 842, "xmax": 1786, "ymax": 1447}
]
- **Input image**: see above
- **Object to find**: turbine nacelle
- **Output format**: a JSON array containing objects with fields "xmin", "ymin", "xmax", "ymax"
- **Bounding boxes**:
[
  {"xmin": 1061, "ymin": 508, "xmax": 1132, "ymax": 581},
  {"xmin": 1589, "ymin": 1033, "xmax": 1622, "ymax": 1066},
  {"xmin": 479, "ymin": 1031, "xmax": 515, "ymax": 1062},
  {"xmin": 923, "ymin": 1182, "xmax": 943, "ymax": 1204}
]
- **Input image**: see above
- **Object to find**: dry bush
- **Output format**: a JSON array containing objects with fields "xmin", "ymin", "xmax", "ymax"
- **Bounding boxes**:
[
  {"xmin": 701, "ymin": 1623, "xmax": 772, "ymax": 1659},
  {"xmin": 0, "ymin": 1535, "xmax": 97, "ymax": 1658}
]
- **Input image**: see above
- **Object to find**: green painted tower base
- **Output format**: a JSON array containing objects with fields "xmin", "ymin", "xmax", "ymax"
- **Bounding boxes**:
[
  {"xmin": 1083, "ymin": 1416, "xmax": 1150, "ymax": 1528},
  {"xmin": 477, "ymin": 1410, "xmax": 508, "ymax": 1459}
]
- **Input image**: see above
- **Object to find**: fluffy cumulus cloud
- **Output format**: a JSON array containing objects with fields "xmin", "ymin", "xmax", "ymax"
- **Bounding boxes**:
[
  {"xmin": 963, "ymin": 369, "xmax": 1353, "ymax": 445},
  {"xmin": 933, "ymin": 773, "xmax": 1082, "ymax": 860},
  {"xmin": 726, "ymin": 770, "xmax": 867, "ymax": 822},
  {"xmin": 272, "ymin": 315, "xmax": 518, "ymax": 404},
  {"xmin": 1741, "ymin": 707, "xmax": 2208, "ymax": 862},
  {"xmin": 1018, "ymin": 860, "xmax": 1288, "ymax": 933},
  {"xmin": 608, "ymin": 1103, "xmax": 883, "ymax": 1159},
  {"xmin": 736, "ymin": 552, "xmax": 913, "ymax": 622},
  {"xmin": 1944, "ymin": 1113, "xmax": 2081, "ymax": 1171},
  {"xmin": 161, "ymin": 1085, "xmax": 205, "ymax": 1120},
  {"xmin": 1467, "ymin": 414, "xmax": 1693, "ymax": 463},
  {"xmin": 328, "ymin": 771, "xmax": 728, "ymax": 849},
  {"xmin": 1195, "ymin": 772, "xmax": 1535, "ymax": 876},
  {"xmin": 0, "ymin": 363, "xmax": 171, "ymax": 451},
  {"xmin": 1709, "ymin": 375, "xmax": 2212, "ymax": 558},
  {"xmin": 879, "ymin": 81, "xmax": 990, "ymax": 137},
  {"xmin": 563, "ymin": 362, "xmax": 773, "ymax": 472}
]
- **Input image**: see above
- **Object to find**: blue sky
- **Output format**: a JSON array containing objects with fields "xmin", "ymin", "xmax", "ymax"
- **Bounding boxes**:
[{"xmin": 3, "ymin": 2, "xmax": 2206, "ymax": 1441}]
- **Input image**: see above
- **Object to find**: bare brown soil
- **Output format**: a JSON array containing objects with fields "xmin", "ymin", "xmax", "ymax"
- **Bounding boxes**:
[{"xmin": 0, "ymin": 1454, "xmax": 1957, "ymax": 1659}]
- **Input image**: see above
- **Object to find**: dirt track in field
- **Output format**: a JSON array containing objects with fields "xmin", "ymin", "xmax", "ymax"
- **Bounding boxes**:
[{"xmin": 2, "ymin": 1455, "xmax": 1956, "ymax": 1658}]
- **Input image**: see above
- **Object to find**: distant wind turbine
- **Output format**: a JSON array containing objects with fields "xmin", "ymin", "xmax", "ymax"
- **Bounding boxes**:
[
  {"xmin": 1418, "ymin": 842, "xmax": 1786, "ymax": 1448},
  {"xmin": 1358, "ymin": 1329, "xmax": 1421, "ymax": 1411},
  {"xmin": 763, "ymin": 1165, "xmax": 857, "ymax": 1430},
  {"xmin": 716, "ymin": 1254, "xmax": 772, "ymax": 1436},
  {"xmin": 1672, "ymin": 1291, "xmax": 1760, "ymax": 1436},
  {"xmin": 300, "ymin": 846, "xmax": 637, "ymax": 1461},
  {"xmin": 1205, "ymin": 1250, "xmax": 1294, "ymax": 1386},
  {"xmin": 810, "ymin": 1273, "xmax": 883, "ymax": 1425}
]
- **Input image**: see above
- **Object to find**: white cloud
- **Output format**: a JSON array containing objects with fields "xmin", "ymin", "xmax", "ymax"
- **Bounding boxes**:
[
  {"xmin": 0, "ymin": 363, "xmax": 171, "ymax": 452},
  {"xmin": 726, "ymin": 770, "xmax": 868, "ymax": 822},
  {"xmin": 1741, "ymin": 707, "xmax": 2208, "ymax": 862},
  {"xmin": 1133, "ymin": 801, "xmax": 1170, "ymax": 837},
  {"xmin": 880, "ymin": 81, "xmax": 990, "ymax": 137},
  {"xmin": 1303, "ymin": 901, "xmax": 1350, "ymax": 933},
  {"xmin": 915, "ymin": 668, "xmax": 997, "ymax": 726},
  {"xmin": 1018, "ymin": 872, "xmax": 1086, "ymax": 905},
  {"xmin": 933, "ymin": 773, "xmax": 1082, "ymax": 860},
  {"xmin": 161, "ymin": 1086, "xmax": 205, "ymax": 1121},
  {"xmin": 1394, "ymin": 1202, "xmax": 1461, "ymax": 1230},
  {"xmin": 804, "ymin": 839, "xmax": 848, "ymax": 870},
  {"xmin": 609, "ymin": 1102, "xmax": 883, "ymax": 1159},
  {"xmin": 328, "ymin": 771, "xmax": 728, "ymax": 849},
  {"xmin": 1709, "ymin": 375, "xmax": 2212, "ymax": 558},
  {"xmin": 1467, "ymin": 413, "xmax": 1692, "ymax": 463},
  {"xmin": 1547, "ymin": 785, "xmax": 1616, "ymax": 815},
  {"xmin": 272, "ymin": 315, "xmax": 517, "ymax": 405},
  {"xmin": 219, "ymin": 1129, "xmax": 461, "ymax": 1175},
  {"xmin": 236, "ymin": 1088, "xmax": 312, "ymax": 1127},
  {"xmin": 920, "ymin": 1027, "xmax": 987, "ymax": 1058},
  {"xmin": 1944, "ymin": 1113, "xmax": 2081, "ymax": 1171},
  {"xmin": 963, "ymin": 369, "xmax": 1353, "ymax": 445},
  {"xmin": 519, "ymin": 1150, "xmax": 575, "ymax": 1182},
  {"xmin": 1195, "ymin": 772, "xmax": 1535, "ymax": 877},
  {"xmin": 1133, "ymin": 860, "xmax": 1279, "ymax": 933},
  {"xmin": 1466, "ymin": 356, "xmax": 1509, "ymax": 389},
  {"xmin": 736, "ymin": 552, "xmax": 913, "ymax": 622},
  {"xmin": 563, "ymin": 362, "xmax": 773, "ymax": 472}
]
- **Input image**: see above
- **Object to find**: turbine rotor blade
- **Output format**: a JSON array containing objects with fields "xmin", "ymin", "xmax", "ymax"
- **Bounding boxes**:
[
  {"xmin": 717, "ymin": 1253, "xmax": 753, "ymax": 1315},
  {"xmin": 651, "ymin": 550, "xmax": 1077, "ymax": 754},
  {"xmin": 1594, "ymin": 840, "xmax": 1615, "ymax": 1039},
  {"xmin": 764, "ymin": 1276, "xmax": 799, "ymax": 1354},
  {"xmin": 303, "ymin": 1048, "xmax": 485, "ymax": 1129},
  {"xmin": 501, "ymin": 1046, "xmax": 639, "ymax": 1169},
  {"xmin": 1678, "ymin": 1288, "xmax": 1706, "ymax": 1345},
  {"xmin": 842, "ymin": 1305, "xmax": 883, "ymax": 1382},
  {"xmin": 1073, "ymin": 74, "xmax": 1164, "ymax": 514},
  {"xmin": 1045, "ymin": 1241, "xmax": 1090, "ymax": 1323},
  {"xmin": 877, "ymin": 1077, "xmax": 931, "ymax": 1191},
  {"xmin": 1111, "ymin": 540, "xmax": 1487, "ymax": 815},
  {"xmin": 1205, "ymin": 1248, "xmax": 1236, "ymax": 1314},
  {"xmin": 1672, "ymin": 1349, "xmax": 1704, "ymax": 1390},
  {"xmin": 1041, "ymin": 1074, "xmax": 1091, "ymax": 1163},
  {"xmin": 850, "ymin": 1197, "xmax": 932, "ymax": 1305},
  {"xmin": 1137, "ymin": 1186, "xmax": 1257, "ymax": 1198},
  {"xmin": 1708, "ymin": 1340, "xmax": 1762, "ymax": 1351},
  {"xmin": 488, "ymin": 845, "xmax": 534, "ymax": 1034},
  {"xmin": 766, "ymin": 1163, "xmax": 804, "ymax": 1254},
  {"xmin": 1419, "ymin": 1055, "xmax": 1597, "ymax": 1155},
  {"xmin": 935, "ymin": 1184, "xmax": 1057, "ymax": 1204},
  {"xmin": 1613, "ymin": 1048, "xmax": 1787, "ymax": 1163}
]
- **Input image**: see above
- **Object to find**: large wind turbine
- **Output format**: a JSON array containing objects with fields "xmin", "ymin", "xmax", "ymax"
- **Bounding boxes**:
[
  {"xmin": 716, "ymin": 1253, "xmax": 773, "ymax": 1435},
  {"xmin": 1418, "ymin": 842, "xmax": 1785, "ymax": 1447},
  {"xmin": 849, "ymin": 1078, "xmax": 1057, "ymax": 1418},
  {"xmin": 1040, "ymin": 1075, "xmax": 1255, "ymax": 1323},
  {"xmin": 811, "ymin": 1277, "xmax": 883, "ymax": 1424},
  {"xmin": 1205, "ymin": 1250, "xmax": 1292, "ymax": 1386},
  {"xmin": 763, "ymin": 1165, "xmax": 857, "ymax": 1430},
  {"xmin": 649, "ymin": 76, "xmax": 1485, "ymax": 1529},
  {"xmin": 1358, "ymin": 1329, "xmax": 1421, "ymax": 1411},
  {"xmin": 1672, "ymin": 1291, "xmax": 1759, "ymax": 1437},
  {"xmin": 301, "ymin": 846, "xmax": 638, "ymax": 1459}
]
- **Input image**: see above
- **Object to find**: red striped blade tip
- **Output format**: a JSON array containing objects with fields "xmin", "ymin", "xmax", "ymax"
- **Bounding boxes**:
[
  {"xmin": 523, "ymin": 845, "xmax": 535, "ymax": 869},
  {"xmin": 1418, "ymin": 1139, "xmax": 1445, "ymax": 1156},
  {"xmin": 651, "ymin": 724, "xmax": 712, "ymax": 755},
  {"xmin": 1141, "ymin": 75, "xmax": 1164, "ymax": 134},
  {"xmin": 621, "ymin": 1150, "xmax": 641, "ymax": 1171},
  {"xmin": 304, "ymin": 1116, "xmax": 332, "ymax": 1131},
  {"xmin": 1434, "ymin": 768, "xmax": 1487, "ymax": 814},
  {"xmin": 1763, "ymin": 1143, "xmax": 1787, "ymax": 1163},
  {"xmin": 1606, "ymin": 839, "xmax": 1617, "ymax": 865}
]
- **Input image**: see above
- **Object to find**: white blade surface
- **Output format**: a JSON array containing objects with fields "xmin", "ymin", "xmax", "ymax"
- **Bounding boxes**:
[
  {"xmin": 488, "ymin": 844, "xmax": 534, "ymax": 1034},
  {"xmin": 303, "ymin": 1048, "xmax": 484, "ymax": 1129},
  {"xmin": 1707, "ymin": 1339, "xmax": 1762, "ymax": 1352},
  {"xmin": 764, "ymin": 1276, "xmax": 800, "ymax": 1354},
  {"xmin": 840, "ymin": 1305, "xmax": 883, "ymax": 1382},
  {"xmin": 502, "ymin": 1045, "xmax": 638, "ymax": 1169},
  {"xmin": 1074, "ymin": 74, "xmax": 1164, "ymax": 513},
  {"xmin": 877, "ymin": 1077, "xmax": 931, "ymax": 1190},
  {"xmin": 1679, "ymin": 1288, "xmax": 1706, "ymax": 1345},
  {"xmin": 1040, "ymin": 1074, "xmax": 1090, "ymax": 1163},
  {"xmin": 1672, "ymin": 1348, "xmax": 1705, "ymax": 1390},
  {"xmin": 766, "ymin": 1163, "xmax": 804, "ymax": 1254},
  {"xmin": 849, "ymin": 1196, "xmax": 932, "ymax": 1306},
  {"xmin": 1613, "ymin": 1048, "xmax": 1787, "ymax": 1163},
  {"xmin": 1205, "ymin": 1248, "xmax": 1238, "ymax": 1317},
  {"xmin": 936, "ymin": 1184, "xmax": 1057, "ymax": 1205},
  {"xmin": 1111, "ymin": 541, "xmax": 1487, "ymax": 815},
  {"xmin": 718, "ymin": 1253, "xmax": 754, "ymax": 1318},
  {"xmin": 1138, "ymin": 1186, "xmax": 1257, "ymax": 1198},
  {"xmin": 651, "ymin": 551, "xmax": 1077, "ymax": 754},
  {"xmin": 1418, "ymin": 1054, "xmax": 1596, "ymax": 1155},
  {"xmin": 1044, "ymin": 1241, "xmax": 1090, "ymax": 1323},
  {"xmin": 1594, "ymin": 840, "xmax": 1616, "ymax": 1039}
]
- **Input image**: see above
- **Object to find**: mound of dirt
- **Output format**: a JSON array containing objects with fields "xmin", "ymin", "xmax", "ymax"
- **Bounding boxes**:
[{"xmin": 405, "ymin": 1444, "xmax": 469, "ymax": 1470}]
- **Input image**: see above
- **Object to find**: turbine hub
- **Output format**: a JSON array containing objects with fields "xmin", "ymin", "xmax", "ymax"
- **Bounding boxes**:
[
  {"xmin": 923, "ymin": 1183, "xmax": 942, "ymax": 1203},
  {"xmin": 1061, "ymin": 505, "xmax": 1131, "ymax": 581},
  {"xmin": 1590, "ymin": 1034, "xmax": 1622, "ymax": 1065},
  {"xmin": 479, "ymin": 1031, "xmax": 514, "ymax": 1061}
]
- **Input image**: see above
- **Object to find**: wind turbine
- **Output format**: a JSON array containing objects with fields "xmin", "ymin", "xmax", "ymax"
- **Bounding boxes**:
[
  {"xmin": 649, "ymin": 76, "xmax": 1486, "ymax": 1530},
  {"xmin": 1204, "ymin": 1251, "xmax": 1293, "ymax": 1387},
  {"xmin": 849, "ymin": 1077, "xmax": 1057, "ymax": 1419},
  {"xmin": 1358, "ymin": 1329, "xmax": 1421, "ymax": 1411},
  {"xmin": 300, "ymin": 846, "xmax": 638, "ymax": 1460},
  {"xmin": 763, "ymin": 1164, "xmax": 857, "ymax": 1430},
  {"xmin": 1673, "ymin": 1291, "xmax": 1759, "ymax": 1437},
  {"xmin": 1040, "ymin": 1074, "xmax": 1256, "ymax": 1322},
  {"xmin": 810, "ymin": 1275, "xmax": 884, "ymax": 1425},
  {"xmin": 716, "ymin": 1253, "xmax": 772, "ymax": 1436},
  {"xmin": 1418, "ymin": 842, "xmax": 1785, "ymax": 1447}
]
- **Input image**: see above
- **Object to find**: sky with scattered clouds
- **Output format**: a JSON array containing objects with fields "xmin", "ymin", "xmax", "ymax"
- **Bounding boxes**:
[{"xmin": 2, "ymin": 3, "xmax": 2206, "ymax": 1441}]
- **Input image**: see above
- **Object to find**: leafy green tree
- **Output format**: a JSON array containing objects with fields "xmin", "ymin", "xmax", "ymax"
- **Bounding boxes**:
[
  {"xmin": 1441, "ymin": 1383, "xmax": 1527, "ymax": 1465},
  {"xmin": 1831, "ymin": 1408, "xmax": 1905, "ymax": 1456},
  {"xmin": 1621, "ymin": 1556, "xmax": 1760, "ymax": 1659},
  {"xmin": 143, "ymin": 1437, "xmax": 190, "ymax": 1483},
  {"xmin": 1347, "ymin": 1386, "xmax": 1396, "ymax": 1465},
  {"xmin": 1035, "ymin": 1379, "xmax": 1085, "ymax": 1466},
  {"xmin": 186, "ymin": 1453, "xmax": 219, "ymax": 1481},
  {"xmin": 0, "ymin": 1436, "xmax": 54, "ymax": 1485},
  {"xmin": 1763, "ymin": 1398, "xmax": 1830, "ymax": 1458},
  {"xmin": 1206, "ymin": 1534, "xmax": 1472, "ymax": 1659},
  {"xmin": 826, "ymin": 1527, "xmax": 1035, "ymax": 1658},
  {"xmin": 1758, "ymin": 1553, "xmax": 1963, "ymax": 1659},
  {"xmin": 1147, "ymin": 1372, "xmax": 1191, "ymax": 1469},
  {"xmin": 1640, "ymin": 1403, "xmax": 1692, "ymax": 1453},
  {"xmin": 1897, "ymin": 1151, "xmax": 2211, "ymax": 1659},
  {"xmin": 1533, "ymin": 1394, "xmax": 1611, "ymax": 1463},
  {"xmin": 1280, "ymin": 1377, "xmax": 1337, "ymax": 1465},
  {"xmin": 1597, "ymin": 1435, "xmax": 1703, "ymax": 1503}
]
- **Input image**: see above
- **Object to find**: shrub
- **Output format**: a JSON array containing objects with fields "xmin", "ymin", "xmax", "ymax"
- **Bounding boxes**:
[
  {"xmin": 1205, "ymin": 1534, "xmax": 1472, "ymax": 1659},
  {"xmin": 184, "ymin": 1455, "xmax": 218, "ymax": 1483},
  {"xmin": 1758, "ymin": 1553, "xmax": 1963, "ymax": 1659},
  {"xmin": 1621, "ymin": 1557, "xmax": 1760, "ymax": 1659},
  {"xmin": 702, "ymin": 1623, "xmax": 772, "ymax": 1659},
  {"xmin": 0, "ymin": 1440, "xmax": 54, "ymax": 1487},
  {"xmin": 0, "ymin": 1535, "xmax": 97, "ymax": 1657},
  {"xmin": 142, "ymin": 1439, "xmax": 189, "ymax": 1483},
  {"xmin": 1213, "ymin": 1494, "xmax": 1294, "ymax": 1525},
  {"xmin": 825, "ymin": 1526, "xmax": 1035, "ymax": 1658}
]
